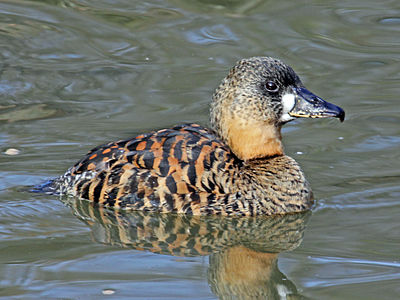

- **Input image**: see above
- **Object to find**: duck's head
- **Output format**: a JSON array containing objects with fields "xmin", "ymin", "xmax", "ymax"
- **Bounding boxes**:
[{"xmin": 210, "ymin": 57, "xmax": 345, "ymax": 161}]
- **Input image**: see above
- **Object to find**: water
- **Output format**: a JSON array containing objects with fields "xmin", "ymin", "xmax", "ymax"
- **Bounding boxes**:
[{"xmin": 1, "ymin": 0, "xmax": 399, "ymax": 299}]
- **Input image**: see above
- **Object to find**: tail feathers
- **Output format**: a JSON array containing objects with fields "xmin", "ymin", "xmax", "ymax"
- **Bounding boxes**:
[{"xmin": 31, "ymin": 179, "xmax": 61, "ymax": 195}]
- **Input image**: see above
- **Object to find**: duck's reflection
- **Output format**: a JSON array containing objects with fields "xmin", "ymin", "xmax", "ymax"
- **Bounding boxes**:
[{"xmin": 66, "ymin": 198, "xmax": 310, "ymax": 299}]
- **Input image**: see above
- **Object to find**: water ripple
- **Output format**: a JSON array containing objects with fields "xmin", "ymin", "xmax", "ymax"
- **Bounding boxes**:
[
  {"xmin": 185, "ymin": 24, "xmax": 239, "ymax": 45},
  {"xmin": 1, "ymin": 0, "xmax": 400, "ymax": 298},
  {"xmin": 378, "ymin": 16, "xmax": 400, "ymax": 25},
  {"xmin": 305, "ymin": 256, "xmax": 400, "ymax": 288}
]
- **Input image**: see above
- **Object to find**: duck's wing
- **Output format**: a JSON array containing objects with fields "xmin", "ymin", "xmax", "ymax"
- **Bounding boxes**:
[{"xmin": 57, "ymin": 123, "xmax": 241, "ymax": 214}]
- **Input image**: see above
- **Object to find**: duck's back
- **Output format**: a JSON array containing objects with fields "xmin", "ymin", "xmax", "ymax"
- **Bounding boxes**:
[{"xmin": 52, "ymin": 123, "xmax": 242, "ymax": 214}]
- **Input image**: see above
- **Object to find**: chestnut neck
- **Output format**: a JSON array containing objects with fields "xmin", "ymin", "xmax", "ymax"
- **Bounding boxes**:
[{"xmin": 225, "ymin": 119, "xmax": 284, "ymax": 161}]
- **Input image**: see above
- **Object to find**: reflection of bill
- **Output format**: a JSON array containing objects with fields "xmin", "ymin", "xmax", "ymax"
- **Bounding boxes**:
[{"xmin": 67, "ymin": 198, "xmax": 311, "ymax": 299}]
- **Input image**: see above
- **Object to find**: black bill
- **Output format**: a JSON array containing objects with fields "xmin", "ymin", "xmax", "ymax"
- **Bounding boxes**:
[{"xmin": 289, "ymin": 87, "xmax": 345, "ymax": 122}]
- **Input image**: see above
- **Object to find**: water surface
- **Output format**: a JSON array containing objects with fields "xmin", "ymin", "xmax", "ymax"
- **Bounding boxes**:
[{"xmin": 1, "ymin": 0, "xmax": 399, "ymax": 299}]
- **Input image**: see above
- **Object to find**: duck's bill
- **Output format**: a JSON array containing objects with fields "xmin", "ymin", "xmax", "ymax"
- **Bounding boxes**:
[{"xmin": 289, "ymin": 87, "xmax": 345, "ymax": 122}]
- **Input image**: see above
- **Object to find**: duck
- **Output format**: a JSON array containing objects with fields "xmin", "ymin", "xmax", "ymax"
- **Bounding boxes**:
[{"xmin": 47, "ymin": 57, "xmax": 344, "ymax": 216}]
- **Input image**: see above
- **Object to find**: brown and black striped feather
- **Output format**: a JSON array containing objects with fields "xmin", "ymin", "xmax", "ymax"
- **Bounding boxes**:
[{"xmin": 56, "ymin": 123, "xmax": 243, "ymax": 214}]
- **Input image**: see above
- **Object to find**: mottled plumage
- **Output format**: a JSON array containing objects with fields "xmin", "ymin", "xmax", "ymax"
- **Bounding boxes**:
[{"xmin": 45, "ymin": 57, "xmax": 344, "ymax": 216}]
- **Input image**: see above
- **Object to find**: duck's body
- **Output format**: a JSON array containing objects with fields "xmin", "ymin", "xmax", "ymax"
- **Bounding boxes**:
[
  {"xmin": 54, "ymin": 123, "xmax": 311, "ymax": 216},
  {"xmin": 47, "ymin": 57, "xmax": 344, "ymax": 216}
]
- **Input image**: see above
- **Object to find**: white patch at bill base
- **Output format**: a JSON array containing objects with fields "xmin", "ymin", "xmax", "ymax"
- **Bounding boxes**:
[{"xmin": 280, "ymin": 93, "xmax": 296, "ymax": 122}]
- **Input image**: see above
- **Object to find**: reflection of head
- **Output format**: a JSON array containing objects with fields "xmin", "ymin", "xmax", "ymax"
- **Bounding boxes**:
[{"xmin": 208, "ymin": 246, "xmax": 300, "ymax": 299}]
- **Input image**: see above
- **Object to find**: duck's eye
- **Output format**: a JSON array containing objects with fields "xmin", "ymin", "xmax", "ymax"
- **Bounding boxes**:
[{"xmin": 265, "ymin": 81, "xmax": 279, "ymax": 92}]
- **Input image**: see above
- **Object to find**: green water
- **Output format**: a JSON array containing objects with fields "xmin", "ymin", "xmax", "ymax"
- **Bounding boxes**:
[{"xmin": 1, "ymin": 0, "xmax": 399, "ymax": 299}]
